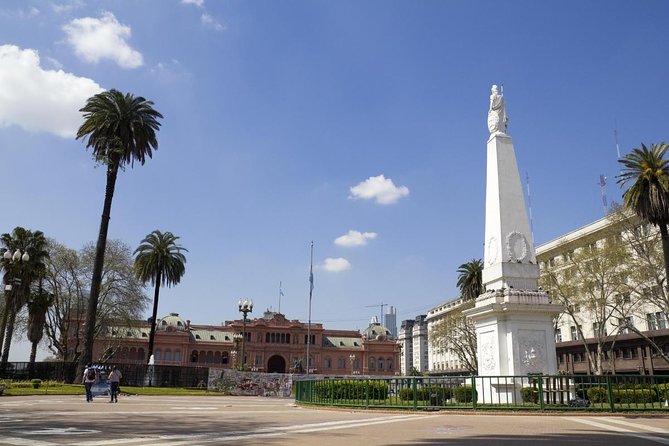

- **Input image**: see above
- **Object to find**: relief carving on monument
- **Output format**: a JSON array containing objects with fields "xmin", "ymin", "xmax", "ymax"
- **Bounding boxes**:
[
  {"xmin": 517, "ymin": 329, "xmax": 547, "ymax": 374},
  {"xmin": 479, "ymin": 331, "xmax": 496, "ymax": 374},
  {"xmin": 505, "ymin": 231, "xmax": 529, "ymax": 262}
]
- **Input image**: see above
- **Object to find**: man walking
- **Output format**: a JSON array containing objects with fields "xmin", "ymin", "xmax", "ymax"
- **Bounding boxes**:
[
  {"xmin": 108, "ymin": 365, "xmax": 122, "ymax": 403},
  {"xmin": 83, "ymin": 364, "xmax": 97, "ymax": 402}
]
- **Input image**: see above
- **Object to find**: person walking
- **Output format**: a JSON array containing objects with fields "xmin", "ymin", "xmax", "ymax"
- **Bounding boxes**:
[
  {"xmin": 108, "ymin": 365, "xmax": 122, "ymax": 403},
  {"xmin": 83, "ymin": 364, "xmax": 97, "ymax": 402}
]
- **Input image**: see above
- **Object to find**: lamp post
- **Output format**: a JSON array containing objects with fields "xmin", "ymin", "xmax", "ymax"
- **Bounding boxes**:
[
  {"xmin": 349, "ymin": 354, "xmax": 356, "ymax": 376},
  {"xmin": 232, "ymin": 333, "xmax": 243, "ymax": 369},
  {"xmin": 3, "ymin": 248, "xmax": 29, "ymax": 291},
  {"xmin": 237, "ymin": 299, "xmax": 253, "ymax": 370}
]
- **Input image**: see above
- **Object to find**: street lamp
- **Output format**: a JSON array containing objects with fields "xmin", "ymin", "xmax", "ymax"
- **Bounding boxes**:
[
  {"xmin": 232, "ymin": 333, "xmax": 243, "ymax": 369},
  {"xmin": 237, "ymin": 299, "xmax": 253, "ymax": 370},
  {"xmin": 349, "ymin": 354, "xmax": 356, "ymax": 376},
  {"xmin": 3, "ymin": 249, "xmax": 29, "ymax": 291}
]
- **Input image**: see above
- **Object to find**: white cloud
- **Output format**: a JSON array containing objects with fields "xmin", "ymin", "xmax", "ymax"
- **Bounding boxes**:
[
  {"xmin": 51, "ymin": 1, "xmax": 85, "ymax": 14},
  {"xmin": 322, "ymin": 257, "xmax": 351, "ymax": 272},
  {"xmin": 181, "ymin": 0, "xmax": 204, "ymax": 6},
  {"xmin": 63, "ymin": 11, "xmax": 143, "ymax": 69},
  {"xmin": 201, "ymin": 12, "xmax": 225, "ymax": 31},
  {"xmin": 349, "ymin": 174, "xmax": 410, "ymax": 205},
  {"xmin": 0, "ymin": 45, "xmax": 103, "ymax": 138},
  {"xmin": 335, "ymin": 230, "xmax": 378, "ymax": 247}
]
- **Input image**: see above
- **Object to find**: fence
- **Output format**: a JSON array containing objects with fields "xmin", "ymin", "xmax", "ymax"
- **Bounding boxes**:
[
  {"xmin": 0, "ymin": 362, "xmax": 210, "ymax": 388},
  {"xmin": 295, "ymin": 374, "xmax": 669, "ymax": 412}
]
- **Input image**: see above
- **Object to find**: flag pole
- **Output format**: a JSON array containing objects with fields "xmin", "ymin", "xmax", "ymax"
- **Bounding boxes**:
[
  {"xmin": 306, "ymin": 241, "xmax": 314, "ymax": 377},
  {"xmin": 278, "ymin": 281, "xmax": 282, "ymax": 314}
]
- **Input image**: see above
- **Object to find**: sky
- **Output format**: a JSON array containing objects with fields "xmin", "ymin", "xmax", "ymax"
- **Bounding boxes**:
[{"xmin": 1, "ymin": 0, "xmax": 668, "ymax": 361}]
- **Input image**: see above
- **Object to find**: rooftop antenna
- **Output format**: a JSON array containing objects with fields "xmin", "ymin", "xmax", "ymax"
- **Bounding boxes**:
[
  {"xmin": 365, "ymin": 302, "xmax": 388, "ymax": 325},
  {"xmin": 599, "ymin": 174, "xmax": 608, "ymax": 215},
  {"xmin": 525, "ymin": 172, "xmax": 535, "ymax": 244}
]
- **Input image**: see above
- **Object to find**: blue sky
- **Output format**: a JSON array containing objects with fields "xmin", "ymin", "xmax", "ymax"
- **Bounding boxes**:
[{"xmin": 1, "ymin": 0, "xmax": 668, "ymax": 360}]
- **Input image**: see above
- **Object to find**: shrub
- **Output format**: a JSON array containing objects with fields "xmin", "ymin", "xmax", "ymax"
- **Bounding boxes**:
[
  {"xmin": 613, "ymin": 389, "xmax": 657, "ymax": 404},
  {"xmin": 398, "ymin": 384, "xmax": 452, "ymax": 404},
  {"xmin": 313, "ymin": 380, "xmax": 388, "ymax": 400},
  {"xmin": 586, "ymin": 387, "xmax": 607, "ymax": 403},
  {"xmin": 31, "ymin": 379, "xmax": 42, "ymax": 389},
  {"xmin": 521, "ymin": 387, "xmax": 538, "ymax": 403},
  {"xmin": 658, "ymin": 383, "xmax": 669, "ymax": 401},
  {"xmin": 453, "ymin": 385, "xmax": 475, "ymax": 403}
]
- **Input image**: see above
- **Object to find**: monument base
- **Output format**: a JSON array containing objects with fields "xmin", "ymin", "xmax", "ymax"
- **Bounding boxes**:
[{"xmin": 464, "ymin": 288, "xmax": 563, "ymax": 404}]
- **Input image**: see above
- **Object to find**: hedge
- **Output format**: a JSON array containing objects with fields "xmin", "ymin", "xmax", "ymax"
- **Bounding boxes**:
[
  {"xmin": 399, "ymin": 385, "xmax": 452, "ymax": 404},
  {"xmin": 312, "ymin": 380, "xmax": 388, "ymax": 400},
  {"xmin": 521, "ymin": 387, "xmax": 539, "ymax": 403},
  {"xmin": 587, "ymin": 386, "xmax": 659, "ymax": 404}
]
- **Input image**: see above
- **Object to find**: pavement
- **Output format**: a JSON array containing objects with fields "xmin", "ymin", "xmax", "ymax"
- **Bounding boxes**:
[{"xmin": 0, "ymin": 395, "xmax": 667, "ymax": 445}]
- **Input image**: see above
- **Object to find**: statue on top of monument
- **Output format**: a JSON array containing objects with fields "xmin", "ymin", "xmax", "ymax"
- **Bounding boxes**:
[{"xmin": 487, "ymin": 84, "xmax": 508, "ymax": 135}]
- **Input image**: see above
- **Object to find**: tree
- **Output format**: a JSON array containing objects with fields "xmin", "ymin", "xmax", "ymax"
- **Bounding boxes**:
[
  {"xmin": 456, "ymin": 259, "xmax": 483, "ymax": 300},
  {"xmin": 618, "ymin": 143, "xmax": 669, "ymax": 293},
  {"xmin": 429, "ymin": 298, "xmax": 478, "ymax": 374},
  {"xmin": 134, "ymin": 230, "xmax": 187, "ymax": 363},
  {"xmin": 76, "ymin": 89, "xmax": 163, "ymax": 370},
  {"xmin": 0, "ymin": 227, "xmax": 49, "ymax": 368},
  {"xmin": 43, "ymin": 239, "xmax": 148, "ymax": 363},
  {"xmin": 540, "ymin": 229, "xmax": 636, "ymax": 375},
  {"xmin": 27, "ymin": 282, "xmax": 53, "ymax": 377}
]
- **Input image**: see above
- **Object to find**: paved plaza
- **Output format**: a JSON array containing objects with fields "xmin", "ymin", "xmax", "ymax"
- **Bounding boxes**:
[{"xmin": 0, "ymin": 395, "xmax": 667, "ymax": 445}]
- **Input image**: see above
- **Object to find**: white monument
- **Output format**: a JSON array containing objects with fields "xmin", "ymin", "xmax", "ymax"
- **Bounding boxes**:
[{"xmin": 464, "ymin": 85, "xmax": 562, "ymax": 403}]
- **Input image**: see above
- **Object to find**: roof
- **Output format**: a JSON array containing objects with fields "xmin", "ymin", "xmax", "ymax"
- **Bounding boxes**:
[{"xmin": 323, "ymin": 336, "xmax": 362, "ymax": 348}]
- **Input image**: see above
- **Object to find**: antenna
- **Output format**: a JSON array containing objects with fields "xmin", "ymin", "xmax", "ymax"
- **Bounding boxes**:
[
  {"xmin": 599, "ymin": 174, "xmax": 608, "ymax": 215},
  {"xmin": 365, "ymin": 302, "xmax": 388, "ymax": 325},
  {"xmin": 525, "ymin": 172, "xmax": 535, "ymax": 243},
  {"xmin": 614, "ymin": 122, "xmax": 621, "ymax": 160}
]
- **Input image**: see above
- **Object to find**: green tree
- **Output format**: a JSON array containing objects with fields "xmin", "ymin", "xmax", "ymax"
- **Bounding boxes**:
[
  {"xmin": 133, "ymin": 230, "xmax": 187, "ymax": 363},
  {"xmin": 76, "ymin": 89, "xmax": 163, "ymax": 370},
  {"xmin": 0, "ymin": 227, "xmax": 49, "ymax": 367},
  {"xmin": 618, "ymin": 143, "xmax": 669, "ymax": 293},
  {"xmin": 27, "ymin": 282, "xmax": 54, "ymax": 377},
  {"xmin": 456, "ymin": 259, "xmax": 483, "ymax": 300}
]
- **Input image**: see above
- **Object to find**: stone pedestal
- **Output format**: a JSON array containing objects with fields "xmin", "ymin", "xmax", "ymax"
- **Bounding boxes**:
[{"xmin": 464, "ymin": 288, "xmax": 562, "ymax": 403}]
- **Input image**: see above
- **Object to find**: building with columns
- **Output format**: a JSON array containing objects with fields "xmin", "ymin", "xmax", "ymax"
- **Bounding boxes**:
[{"xmin": 86, "ymin": 310, "xmax": 400, "ymax": 376}]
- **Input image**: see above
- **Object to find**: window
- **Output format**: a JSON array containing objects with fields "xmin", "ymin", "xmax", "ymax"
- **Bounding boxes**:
[
  {"xmin": 174, "ymin": 350, "xmax": 181, "ymax": 362},
  {"xmin": 387, "ymin": 358, "xmax": 393, "ymax": 370},
  {"xmin": 210, "ymin": 335, "xmax": 216, "ymax": 340},
  {"xmin": 337, "ymin": 357, "xmax": 345, "ymax": 369},
  {"xmin": 154, "ymin": 349, "xmax": 162, "ymax": 361},
  {"xmin": 592, "ymin": 322, "xmax": 607, "ymax": 337},
  {"xmin": 221, "ymin": 352, "xmax": 229, "ymax": 364},
  {"xmin": 324, "ymin": 357, "xmax": 331, "ymax": 368},
  {"xmin": 378, "ymin": 358, "xmax": 384, "ymax": 370},
  {"xmin": 570, "ymin": 326, "xmax": 579, "ymax": 341},
  {"xmin": 304, "ymin": 334, "xmax": 315, "ymax": 345},
  {"xmin": 164, "ymin": 350, "xmax": 172, "ymax": 362},
  {"xmin": 647, "ymin": 312, "xmax": 668, "ymax": 331},
  {"xmin": 619, "ymin": 316, "xmax": 633, "ymax": 334},
  {"xmin": 369, "ymin": 356, "xmax": 376, "ymax": 371},
  {"xmin": 555, "ymin": 329, "xmax": 562, "ymax": 343}
]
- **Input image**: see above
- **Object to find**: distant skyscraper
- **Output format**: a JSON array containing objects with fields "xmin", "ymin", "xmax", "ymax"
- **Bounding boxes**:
[{"xmin": 384, "ymin": 306, "xmax": 397, "ymax": 338}]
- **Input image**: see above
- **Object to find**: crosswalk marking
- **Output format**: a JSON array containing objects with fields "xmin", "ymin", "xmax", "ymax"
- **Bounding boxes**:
[{"xmin": 566, "ymin": 417, "xmax": 669, "ymax": 445}]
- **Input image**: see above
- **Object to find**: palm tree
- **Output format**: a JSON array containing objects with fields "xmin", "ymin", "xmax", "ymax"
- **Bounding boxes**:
[
  {"xmin": 0, "ymin": 227, "xmax": 49, "ymax": 368},
  {"xmin": 456, "ymin": 259, "xmax": 483, "ymax": 300},
  {"xmin": 27, "ymin": 282, "xmax": 54, "ymax": 377},
  {"xmin": 76, "ymin": 90, "xmax": 163, "ymax": 369},
  {"xmin": 618, "ymin": 143, "xmax": 669, "ymax": 289},
  {"xmin": 134, "ymin": 230, "xmax": 187, "ymax": 363}
]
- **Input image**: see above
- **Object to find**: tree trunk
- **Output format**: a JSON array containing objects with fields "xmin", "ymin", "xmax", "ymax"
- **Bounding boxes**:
[
  {"xmin": 660, "ymin": 224, "xmax": 669, "ymax": 295},
  {"xmin": 80, "ymin": 160, "xmax": 119, "ymax": 371},
  {"xmin": 1, "ymin": 306, "xmax": 19, "ymax": 366},
  {"xmin": 147, "ymin": 269, "xmax": 162, "ymax": 363},
  {"xmin": 28, "ymin": 342, "xmax": 37, "ymax": 378},
  {"xmin": 0, "ymin": 298, "xmax": 9, "ymax": 357}
]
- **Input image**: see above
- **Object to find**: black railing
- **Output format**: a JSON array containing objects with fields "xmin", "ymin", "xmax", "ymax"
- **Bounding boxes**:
[{"xmin": 0, "ymin": 362, "xmax": 210, "ymax": 387}]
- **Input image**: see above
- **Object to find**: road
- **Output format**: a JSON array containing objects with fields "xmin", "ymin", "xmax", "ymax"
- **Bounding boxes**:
[{"xmin": 0, "ymin": 395, "xmax": 667, "ymax": 445}]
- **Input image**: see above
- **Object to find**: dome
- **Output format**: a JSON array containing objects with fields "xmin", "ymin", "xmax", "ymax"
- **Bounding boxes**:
[
  {"xmin": 363, "ymin": 321, "xmax": 393, "ymax": 341},
  {"xmin": 158, "ymin": 313, "xmax": 187, "ymax": 331}
]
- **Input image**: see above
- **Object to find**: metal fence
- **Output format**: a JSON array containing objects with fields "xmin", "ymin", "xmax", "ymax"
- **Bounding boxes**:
[
  {"xmin": 295, "ymin": 374, "xmax": 669, "ymax": 412},
  {"xmin": 0, "ymin": 362, "xmax": 210, "ymax": 388}
]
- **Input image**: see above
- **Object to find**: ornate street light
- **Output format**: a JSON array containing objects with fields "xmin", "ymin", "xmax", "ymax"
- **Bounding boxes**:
[
  {"xmin": 349, "ymin": 354, "xmax": 356, "ymax": 376},
  {"xmin": 237, "ymin": 299, "xmax": 253, "ymax": 370},
  {"xmin": 3, "ymin": 249, "xmax": 28, "ymax": 291}
]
